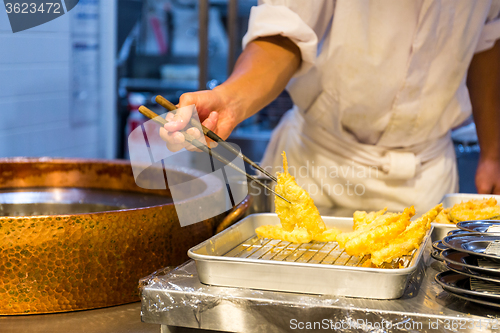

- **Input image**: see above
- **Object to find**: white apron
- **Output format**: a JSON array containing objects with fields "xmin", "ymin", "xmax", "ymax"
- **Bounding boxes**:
[
  {"xmin": 244, "ymin": 0, "xmax": 500, "ymax": 213},
  {"xmin": 261, "ymin": 106, "xmax": 457, "ymax": 214}
]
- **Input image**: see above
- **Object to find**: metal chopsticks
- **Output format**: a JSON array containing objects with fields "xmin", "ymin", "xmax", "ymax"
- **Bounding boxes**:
[
  {"xmin": 155, "ymin": 95, "xmax": 278, "ymax": 183},
  {"xmin": 137, "ymin": 105, "xmax": 290, "ymax": 204}
]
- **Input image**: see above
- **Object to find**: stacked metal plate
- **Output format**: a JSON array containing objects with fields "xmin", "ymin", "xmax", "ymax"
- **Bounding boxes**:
[{"xmin": 434, "ymin": 220, "xmax": 500, "ymax": 308}]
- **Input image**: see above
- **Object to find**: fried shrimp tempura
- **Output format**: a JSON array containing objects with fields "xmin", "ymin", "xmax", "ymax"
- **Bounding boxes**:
[
  {"xmin": 255, "ymin": 225, "xmax": 312, "ymax": 244},
  {"xmin": 353, "ymin": 208, "xmax": 388, "ymax": 231},
  {"xmin": 434, "ymin": 208, "xmax": 453, "ymax": 224},
  {"xmin": 256, "ymin": 224, "xmax": 341, "ymax": 244},
  {"xmin": 448, "ymin": 198, "xmax": 500, "ymax": 223},
  {"xmin": 370, "ymin": 204, "xmax": 442, "ymax": 265},
  {"xmin": 343, "ymin": 207, "xmax": 415, "ymax": 257},
  {"xmin": 432, "ymin": 198, "xmax": 500, "ymax": 224},
  {"xmin": 336, "ymin": 212, "xmax": 401, "ymax": 249},
  {"xmin": 275, "ymin": 152, "xmax": 326, "ymax": 236},
  {"xmin": 312, "ymin": 228, "xmax": 342, "ymax": 242}
]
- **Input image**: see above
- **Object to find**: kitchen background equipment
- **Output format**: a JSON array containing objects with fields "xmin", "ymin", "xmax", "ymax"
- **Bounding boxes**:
[
  {"xmin": 117, "ymin": 0, "xmax": 277, "ymax": 163},
  {"xmin": 0, "ymin": 158, "xmax": 230, "ymax": 315},
  {"xmin": 188, "ymin": 213, "xmax": 432, "ymax": 299}
]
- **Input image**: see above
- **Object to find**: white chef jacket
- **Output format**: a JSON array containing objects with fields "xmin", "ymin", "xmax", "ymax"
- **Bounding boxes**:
[{"xmin": 243, "ymin": 0, "xmax": 500, "ymax": 214}]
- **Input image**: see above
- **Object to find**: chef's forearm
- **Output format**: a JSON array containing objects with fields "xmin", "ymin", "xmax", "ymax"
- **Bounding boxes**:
[
  {"xmin": 467, "ymin": 39, "xmax": 500, "ymax": 161},
  {"xmin": 214, "ymin": 35, "xmax": 302, "ymax": 123}
]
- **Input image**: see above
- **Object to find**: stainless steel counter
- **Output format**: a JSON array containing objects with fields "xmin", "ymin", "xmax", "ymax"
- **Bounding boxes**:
[
  {"xmin": 141, "ymin": 247, "xmax": 500, "ymax": 333},
  {"xmin": 0, "ymin": 303, "xmax": 159, "ymax": 333}
]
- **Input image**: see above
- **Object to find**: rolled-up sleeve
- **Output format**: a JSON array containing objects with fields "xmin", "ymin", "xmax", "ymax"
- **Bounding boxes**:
[
  {"xmin": 475, "ymin": 0, "xmax": 500, "ymax": 52},
  {"xmin": 242, "ymin": 0, "xmax": 335, "ymax": 77}
]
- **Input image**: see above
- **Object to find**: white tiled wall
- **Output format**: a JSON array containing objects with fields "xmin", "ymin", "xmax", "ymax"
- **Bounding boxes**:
[{"xmin": 0, "ymin": 3, "xmax": 116, "ymax": 159}]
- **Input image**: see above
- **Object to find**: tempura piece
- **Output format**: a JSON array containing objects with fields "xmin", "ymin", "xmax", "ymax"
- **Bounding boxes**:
[
  {"xmin": 336, "ymin": 212, "xmax": 402, "ymax": 249},
  {"xmin": 448, "ymin": 198, "xmax": 500, "ymax": 223},
  {"xmin": 313, "ymin": 228, "xmax": 342, "ymax": 242},
  {"xmin": 275, "ymin": 152, "xmax": 326, "ymax": 236},
  {"xmin": 256, "ymin": 225, "xmax": 312, "ymax": 244},
  {"xmin": 371, "ymin": 204, "xmax": 442, "ymax": 265},
  {"xmin": 434, "ymin": 208, "xmax": 453, "ymax": 224},
  {"xmin": 343, "ymin": 207, "xmax": 415, "ymax": 257},
  {"xmin": 353, "ymin": 208, "xmax": 388, "ymax": 231}
]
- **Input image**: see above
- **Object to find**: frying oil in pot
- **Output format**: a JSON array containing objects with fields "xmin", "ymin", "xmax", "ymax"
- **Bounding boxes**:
[{"xmin": 0, "ymin": 187, "xmax": 173, "ymax": 216}]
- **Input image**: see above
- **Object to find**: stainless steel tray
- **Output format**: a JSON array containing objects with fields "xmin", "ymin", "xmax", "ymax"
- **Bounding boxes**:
[
  {"xmin": 432, "ymin": 193, "xmax": 500, "ymax": 241},
  {"xmin": 441, "ymin": 193, "xmax": 500, "ymax": 206},
  {"xmin": 188, "ymin": 213, "xmax": 432, "ymax": 300}
]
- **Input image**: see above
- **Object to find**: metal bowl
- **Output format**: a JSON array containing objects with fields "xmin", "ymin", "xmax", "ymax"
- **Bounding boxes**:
[{"xmin": 0, "ymin": 158, "xmax": 226, "ymax": 315}]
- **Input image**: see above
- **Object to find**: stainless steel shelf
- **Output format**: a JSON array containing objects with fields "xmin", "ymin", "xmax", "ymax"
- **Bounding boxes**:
[{"xmin": 120, "ymin": 78, "xmax": 198, "ymax": 92}]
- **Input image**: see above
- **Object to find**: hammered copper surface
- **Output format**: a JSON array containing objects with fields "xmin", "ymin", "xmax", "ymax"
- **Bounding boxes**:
[{"xmin": 0, "ymin": 158, "xmax": 224, "ymax": 315}]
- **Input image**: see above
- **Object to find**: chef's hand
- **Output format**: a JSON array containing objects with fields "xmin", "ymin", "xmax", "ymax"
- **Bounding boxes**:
[
  {"xmin": 475, "ymin": 157, "xmax": 500, "ymax": 194},
  {"xmin": 158, "ymin": 35, "xmax": 301, "ymax": 152},
  {"xmin": 158, "ymin": 87, "xmax": 239, "ymax": 152}
]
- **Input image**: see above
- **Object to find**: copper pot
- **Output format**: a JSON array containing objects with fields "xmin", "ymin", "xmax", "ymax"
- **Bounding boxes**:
[{"xmin": 0, "ymin": 158, "xmax": 226, "ymax": 315}]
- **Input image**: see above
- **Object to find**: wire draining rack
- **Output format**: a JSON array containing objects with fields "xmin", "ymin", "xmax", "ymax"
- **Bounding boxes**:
[{"xmin": 189, "ymin": 213, "xmax": 431, "ymax": 299}]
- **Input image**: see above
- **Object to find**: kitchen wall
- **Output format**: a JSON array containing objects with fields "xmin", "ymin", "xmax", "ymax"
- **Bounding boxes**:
[{"xmin": 0, "ymin": 1, "xmax": 116, "ymax": 159}]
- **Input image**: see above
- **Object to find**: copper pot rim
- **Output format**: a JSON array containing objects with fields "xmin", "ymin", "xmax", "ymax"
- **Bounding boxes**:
[{"xmin": 0, "ymin": 157, "xmax": 225, "ymax": 218}]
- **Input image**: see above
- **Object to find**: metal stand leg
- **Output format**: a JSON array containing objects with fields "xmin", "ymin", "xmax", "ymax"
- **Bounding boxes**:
[
  {"xmin": 160, "ymin": 325, "xmax": 172, "ymax": 333},
  {"xmin": 198, "ymin": 0, "xmax": 209, "ymax": 90}
]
